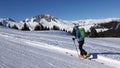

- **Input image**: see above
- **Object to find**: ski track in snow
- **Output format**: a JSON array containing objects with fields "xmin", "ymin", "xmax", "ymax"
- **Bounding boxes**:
[{"xmin": 0, "ymin": 26, "xmax": 120, "ymax": 68}]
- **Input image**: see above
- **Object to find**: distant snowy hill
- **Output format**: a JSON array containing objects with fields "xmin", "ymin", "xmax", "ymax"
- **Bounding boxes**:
[
  {"xmin": 0, "ymin": 18, "xmax": 16, "ymax": 27},
  {"xmin": 0, "ymin": 14, "xmax": 120, "ymax": 36}
]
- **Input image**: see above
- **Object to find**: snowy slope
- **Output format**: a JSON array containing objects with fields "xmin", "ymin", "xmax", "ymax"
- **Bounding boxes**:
[{"xmin": 0, "ymin": 26, "xmax": 120, "ymax": 68}]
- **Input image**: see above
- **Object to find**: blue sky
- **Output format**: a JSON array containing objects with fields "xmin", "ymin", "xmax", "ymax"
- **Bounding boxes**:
[{"xmin": 0, "ymin": 0, "xmax": 120, "ymax": 21}]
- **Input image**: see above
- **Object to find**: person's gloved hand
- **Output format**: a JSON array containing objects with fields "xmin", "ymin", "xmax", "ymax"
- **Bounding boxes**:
[{"xmin": 72, "ymin": 38, "xmax": 75, "ymax": 41}]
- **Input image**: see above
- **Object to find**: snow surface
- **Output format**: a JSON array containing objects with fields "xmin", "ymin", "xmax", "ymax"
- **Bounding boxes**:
[{"xmin": 0, "ymin": 26, "xmax": 120, "ymax": 68}]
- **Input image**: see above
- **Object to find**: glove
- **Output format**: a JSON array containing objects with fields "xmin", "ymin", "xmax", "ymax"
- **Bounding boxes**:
[{"xmin": 72, "ymin": 38, "xmax": 75, "ymax": 41}]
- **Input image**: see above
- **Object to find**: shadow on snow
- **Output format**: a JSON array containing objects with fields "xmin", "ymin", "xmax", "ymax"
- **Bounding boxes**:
[{"xmin": 90, "ymin": 52, "xmax": 120, "ymax": 59}]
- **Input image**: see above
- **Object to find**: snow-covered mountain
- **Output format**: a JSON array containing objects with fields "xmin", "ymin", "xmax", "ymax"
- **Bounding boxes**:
[
  {"xmin": 19, "ymin": 14, "xmax": 74, "ymax": 31},
  {"xmin": 0, "ymin": 18, "xmax": 16, "ymax": 27},
  {"xmin": 0, "ymin": 14, "xmax": 74, "ymax": 31},
  {"xmin": 0, "ymin": 14, "xmax": 120, "ymax": 36}
]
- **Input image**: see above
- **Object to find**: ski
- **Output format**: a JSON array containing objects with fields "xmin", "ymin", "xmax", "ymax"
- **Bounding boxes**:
[
  {"xmin": 79, "ymin": 53, "xmax": 93, "ymax": 60},
  {"xmin": 65, "ymin": 52, "xmax": 93, "ymax": 60}
]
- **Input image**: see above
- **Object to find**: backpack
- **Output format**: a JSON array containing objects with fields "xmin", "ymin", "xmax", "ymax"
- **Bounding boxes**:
[{"xmin": 79, "ymin": 28, "xmax": 85, "ymax": 39}]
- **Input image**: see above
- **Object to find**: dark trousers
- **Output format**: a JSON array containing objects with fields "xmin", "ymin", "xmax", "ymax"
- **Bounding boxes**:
[{"xmin": 78, "ymin": 40, "xmax": 87, "ymax": 55}]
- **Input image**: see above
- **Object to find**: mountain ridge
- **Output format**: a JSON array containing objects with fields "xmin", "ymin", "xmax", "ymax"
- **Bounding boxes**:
[{"xmin": 0, "ymin": 14, "xmax": 120, "ymax": 37}]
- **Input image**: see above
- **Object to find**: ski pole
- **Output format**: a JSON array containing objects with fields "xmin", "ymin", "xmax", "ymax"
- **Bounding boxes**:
[{"xmin": 73, "ymin": 40, "xmax": 79, "ymax": 57}]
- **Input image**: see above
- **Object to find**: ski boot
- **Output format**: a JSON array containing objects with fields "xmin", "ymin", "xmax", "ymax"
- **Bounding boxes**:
[
  {"xmin": 79, "ymin": 55, "xmax": 86, "ymax": 59},
  {"xmin": 79, "ymin": 53, "xmax": 90, "ymax": 59}
]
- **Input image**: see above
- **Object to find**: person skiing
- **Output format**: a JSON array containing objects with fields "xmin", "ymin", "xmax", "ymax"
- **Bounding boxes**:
[{"xmin": 72, "ymin": 24, "xmax": 89, "ymax": 59}]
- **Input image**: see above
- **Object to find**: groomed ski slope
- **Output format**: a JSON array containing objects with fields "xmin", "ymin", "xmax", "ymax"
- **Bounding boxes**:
[{"xmin": 0, "ymin": 26, "xmax": 120, "ymax": 68}]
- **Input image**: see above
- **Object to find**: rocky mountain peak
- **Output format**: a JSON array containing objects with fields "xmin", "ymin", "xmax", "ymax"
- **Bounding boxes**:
[{"xmin": 33, "ymin": 14, "xmax": 58, "ymax": 22}]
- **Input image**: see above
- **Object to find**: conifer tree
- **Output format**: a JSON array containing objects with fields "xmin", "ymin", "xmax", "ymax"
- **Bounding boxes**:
[{"xmin": 21, "ymin": 23, "xmax": 30, "ymax": 31}]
